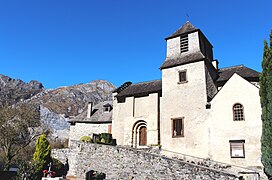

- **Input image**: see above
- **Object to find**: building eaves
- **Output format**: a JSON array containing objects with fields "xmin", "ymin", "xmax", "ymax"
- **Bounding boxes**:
[
  {"xmin": 116, "ymin": 80, "xmax": 162, "ymax": 98},
  {"xmin": 160, "ymin": 51, "xmax": 205, "ymax": 70}
]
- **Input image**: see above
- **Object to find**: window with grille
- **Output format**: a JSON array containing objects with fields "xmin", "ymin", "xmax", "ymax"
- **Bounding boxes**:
[
  {"xmin": 229, "ymin": 140, "xmax": 245, "ymax": 158},
  {"xmin": 233, "ymin": 103, "xmax": 244, "ymax": 121},
  {"xmin": 172, "ymin": 117, "xmax": 184, "ymax": 138},
  {"xmin": 180, "ymin": 34, "xmax": 189, "ymax": 53},
  {"xmin": 178, "ymin": 70, "xmax": 187, "ymax": 83}
]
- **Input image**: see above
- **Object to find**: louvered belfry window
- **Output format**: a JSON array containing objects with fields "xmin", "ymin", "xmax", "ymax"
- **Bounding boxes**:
[{"xmin": 180, "ymin": 34, "xmax": 189, "ymax": 53}]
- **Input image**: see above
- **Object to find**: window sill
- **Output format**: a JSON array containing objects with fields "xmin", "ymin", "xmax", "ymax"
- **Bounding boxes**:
[
  {"xmin": 231, "ymin": 156, "xmax": 245, "ymax": 158},
  {"xmin": 177, "ymin": 81, "xmax": 188, "ymax": 84},
  {"xmin": 172, "ymin": 135, "xmax": 184, "ymax": 138}
]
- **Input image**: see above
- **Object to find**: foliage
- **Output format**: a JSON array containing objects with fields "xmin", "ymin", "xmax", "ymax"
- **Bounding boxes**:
[
  {"xmin": 80, "ymin": 136, "xmax": 92, "ymax": 143},
  {"xmin": 33, "ymin": 134, "xmax": 51, "ymax": 172},
  {"xmin": 16, "ymin": 160, "xmax": 42, "ymax": 180},
  {"xmin": 87, "ymin": 170, "xmax": 106, "ymax": 180},
  {"xmin": 100, "ymin": 138, "xmax": 105, "ymax": 143},
  {"xmin": 260, "ymin": 31, "xmax": 272, "ymax": 178},
  {"xmin": 0, "ymin": 104, "xmax": 40, "ymax": 170},
  {"xmin": 51, "ymin": 158, "xmax": 65, "ymax": 177},
  {"xmin": 100, "ymin": 133, "xmax": 112, "ymax": 144},
  {"xmin": 92, "ymin": 133, "xmax": 116, "ymax": 146}
]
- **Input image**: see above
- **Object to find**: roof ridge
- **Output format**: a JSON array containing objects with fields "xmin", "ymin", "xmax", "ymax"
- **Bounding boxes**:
[
  {"xmin": 131, "ymin": 79, "xmax": 162, "ymax": 86},
  {"xmin": 219, "ymin": 64, "xmax": 244, "ymax": 70}
]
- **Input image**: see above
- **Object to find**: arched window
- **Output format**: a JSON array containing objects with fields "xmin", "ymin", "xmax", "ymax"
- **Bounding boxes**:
[{"xmin": 233, "ymin": 103, "xmax": 244, "ymax": 121}]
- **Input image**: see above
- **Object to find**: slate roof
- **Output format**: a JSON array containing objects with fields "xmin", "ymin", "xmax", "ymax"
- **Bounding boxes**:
[
  {"xmin": 216, "ymin": 65, "xmax": 260, "ymax": 86},
  {"xmin": 70, "ymin": 101, "xmax": 112, "ymax": 123},
  {"xmin": 116, "ymin": 80, "xmax": 162, "ymax": 98},
  {"xmin": 114, "ymin": 65, "xmax": 259, "ymax": 98},
  {"xmin": 160, "ymin": 51, "xmax": 205, "ymax": 70},
  {"xmin": 165, "ymin": 21, "xmax": 199, "ymax": 40}
]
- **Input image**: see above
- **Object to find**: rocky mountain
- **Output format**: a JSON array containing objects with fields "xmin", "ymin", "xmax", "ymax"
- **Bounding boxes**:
[
  {"xmin": 0, "ymin": 74, "xmax": 116, "ymax": 139},
  {"xmin": 0, "ymin": 74, "xmax": 44, "ymax": 106}
]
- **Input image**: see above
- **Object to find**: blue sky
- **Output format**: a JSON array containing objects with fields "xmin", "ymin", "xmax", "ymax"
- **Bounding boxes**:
[{"xmin": 0, "ymin": 1, "xmax": 271, "ymax": 89}]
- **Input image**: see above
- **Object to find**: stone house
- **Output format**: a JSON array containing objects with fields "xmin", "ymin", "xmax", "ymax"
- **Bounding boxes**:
[
  {"xmin": 112, "ymin": 21, "xmax": 262, "ymax": 169},
  {"xmin": 69, "ymin": 101, "xmax": 112, "ymax": 142}
]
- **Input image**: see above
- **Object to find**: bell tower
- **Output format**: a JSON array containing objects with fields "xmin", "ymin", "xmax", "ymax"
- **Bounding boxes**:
[
  {"xmin": 160, "ymin": 21, "xmax": 218, "ymax": 158},
  {"xmin": 161, "ymin": 21, "xmax": 215, "ymax": 69}
]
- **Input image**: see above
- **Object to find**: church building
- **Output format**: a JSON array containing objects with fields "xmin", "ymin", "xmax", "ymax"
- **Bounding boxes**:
[{"xmin": 112, "ymin": 22, "xmax": 262, "ymax": 169}]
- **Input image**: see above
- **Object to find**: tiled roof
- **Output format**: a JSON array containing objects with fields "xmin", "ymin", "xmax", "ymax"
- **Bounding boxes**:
[
  {"xmin": 165, "ymin": 21, "xmax": 199, "ymax": 40},
  {"xmin": 116, "ymin": 80, "xmax": 162, "ymax": 98},
  {"xmin": 217, "ymin": 65, "xmax": 260, "ymax": 86},
  {"xmin": 160, "ymin": 51, "xmax": 205, "ymax": 69}
]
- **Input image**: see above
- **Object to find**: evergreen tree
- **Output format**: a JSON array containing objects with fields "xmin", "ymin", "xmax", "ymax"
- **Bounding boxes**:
[
  {"xmin": 33, "ymin": 134, "xmax": 51, "ymax": 171},
  {"xmin": 260, "ymin": 31, "xmax": 272, "ymax": 178}
]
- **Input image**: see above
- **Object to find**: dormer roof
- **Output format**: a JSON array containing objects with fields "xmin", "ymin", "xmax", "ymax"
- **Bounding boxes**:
[
  {"xmin": 70, "ymin": 101, "xmax": 113, "ymax": 123},
  {"xmin": 165, "ymin": 21, "xmax": 199, "ymax": 40}
]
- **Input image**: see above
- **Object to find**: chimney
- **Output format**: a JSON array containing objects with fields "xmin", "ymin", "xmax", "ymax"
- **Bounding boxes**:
[{"xmin": 87, "ymin": 102, "xmax": 93, "ymax": 118}]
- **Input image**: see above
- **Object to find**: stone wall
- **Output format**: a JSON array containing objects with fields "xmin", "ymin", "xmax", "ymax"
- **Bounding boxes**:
[{"xmin": 52, "ymin": 141, "xmax": 239, "ymax": 180}]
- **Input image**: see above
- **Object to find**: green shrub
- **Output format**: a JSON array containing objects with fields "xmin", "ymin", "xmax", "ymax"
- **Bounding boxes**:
[
  {"xmin": 100, "ymin": 138, "xmax": 105, "ymax": 143},
  {"xmin": 33, "ymin": 134, "xmax": 51, "ymax": 171},
  {"xmin": 100, "ymin": 133, "xmax": 112, "ymax": 144},
  {"xmin": 51, "ymin": 158, "xmax": 64, "ymax": 177},
  {"xmin": 80, "ymin": 136, "xmax": 92, "ymax": 143}
]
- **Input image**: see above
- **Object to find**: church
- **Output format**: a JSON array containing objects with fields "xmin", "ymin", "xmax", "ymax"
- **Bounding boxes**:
[{"xmin": 111, "ymin": 22, "xmax": 262, "ymax": 169}]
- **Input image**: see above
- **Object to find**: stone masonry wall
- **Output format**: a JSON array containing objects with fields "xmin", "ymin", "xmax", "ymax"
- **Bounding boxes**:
[{"xmin": 52, "ymin": 141, "xmax": 238, "ymax": 180}]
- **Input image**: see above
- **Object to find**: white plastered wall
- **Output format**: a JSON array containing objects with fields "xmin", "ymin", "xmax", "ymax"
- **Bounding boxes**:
[
  {"xmin": 112, "ymin": 93, "xmax": 159, "ymax": 147},
  {"xmin": 161, "ymin": 61, "xmax": 211, "ymax": 158},
  {"xmin": 210, "ymin": 73, "xmax": 262, "ymax": 168},
  {"xmin": 166, "ymin": 32, "xmax": 200, "ymax": 59}
]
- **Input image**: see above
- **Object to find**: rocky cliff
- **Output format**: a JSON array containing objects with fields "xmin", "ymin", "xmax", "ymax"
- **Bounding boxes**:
[
  {"xmin": 0, "ymin": 74, "xmax": 115, "ymax": 139},
  {"xmin": 0, "ymin": 74, "xmax": 44, "ymax": 106}
]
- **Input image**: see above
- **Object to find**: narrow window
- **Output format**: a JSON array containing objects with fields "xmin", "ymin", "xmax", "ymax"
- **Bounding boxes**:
[
  {"xmin": 233, "ymin": 103, "xmax": 244, "ymax": 121},
  {"xmin": 229, "ymin": 140, "xmax": 245, "ymax": 158},
  {"xmin": 172, "ymin": 117, "xmax": 184, "ymax": 138},
  {"xmin": 178, "ymin": 70, "xmax": 187, "ymax": 83},
  {"xmin": 180, "ymin": 34, "xmax": 189, "ymax": 53}
]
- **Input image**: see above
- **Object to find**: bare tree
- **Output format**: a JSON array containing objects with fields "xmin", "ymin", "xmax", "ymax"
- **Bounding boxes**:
[{"xmin": 0, "ymin": 104, "xmax": 40, "ymax": 169}]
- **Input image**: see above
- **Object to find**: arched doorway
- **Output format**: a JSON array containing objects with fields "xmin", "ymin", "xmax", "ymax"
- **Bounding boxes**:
[
  {"xmin": 131, "ymin": 120, "xmax": 147, "ymax": 148},
  {"xmin": 139, "ymin": 126, "xmax": 147, "ymax": 146}
]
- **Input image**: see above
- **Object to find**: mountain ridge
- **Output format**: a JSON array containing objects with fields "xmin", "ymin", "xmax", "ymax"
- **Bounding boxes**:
[{"xmin": 0, "ymin": 74, "xmax": 116, "ymax": 139}]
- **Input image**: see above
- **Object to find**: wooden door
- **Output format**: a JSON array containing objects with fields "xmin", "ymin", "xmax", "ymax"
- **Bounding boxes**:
[{"xmin": 139, "ymin": 126, "xmax": 147, "ymax": 146}]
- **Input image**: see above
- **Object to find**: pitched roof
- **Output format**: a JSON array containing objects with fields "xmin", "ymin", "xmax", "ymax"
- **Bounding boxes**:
[
  {"xmin": 216, "ymin": 65, "xmax": 260, "ymax": 86},
  {"xmin": 70, "ymin": 101, "xmax": 112, "ymax": 123},
  {"xmin": 160, "ymin": 51, "xmax": 205, "ymax": 70},
  {"xmin": 116, "ymin": 80, "xmax": 162, "ymax": 98},
  {"xmin": 165, "ymin": 21, "xmax": 199, "ymax": 40}
]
